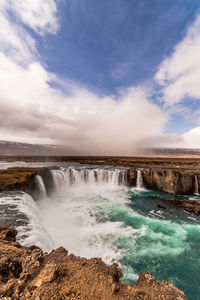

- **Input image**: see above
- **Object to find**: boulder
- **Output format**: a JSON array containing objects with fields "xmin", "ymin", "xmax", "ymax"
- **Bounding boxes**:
[{"xmin": 0, "ymin": 227, "xmax": 186, "ymax": 300}]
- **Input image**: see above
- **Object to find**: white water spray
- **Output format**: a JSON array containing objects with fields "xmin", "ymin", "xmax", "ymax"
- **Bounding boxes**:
[
  {"xmin": 37, "ymin": 166, "xmax": 132, "ymax": 263},
  {"xmin": 194, "ymin": 175, "xmax": 199, "ymax": 195},
  {"xmin": 51, "ymin": 166, "xmax": 127, "ymax": 190},
  {"xmin": 35, "ymin": 175, "xmax": 47, "ymax": 198},
  {"xmin": 136, "ymin": 169, "xmax": 145, "ymax": 190},
  {"xmin": 38, "ymin": 184, "xmax": 135, "ymax": 263},
  {"xmin": 0, "ymin": 192, "xmax": 52, "ymax": 251}
]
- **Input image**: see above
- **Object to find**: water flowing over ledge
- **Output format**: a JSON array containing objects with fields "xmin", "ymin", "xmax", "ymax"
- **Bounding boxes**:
[
  {"xmin": 0, "ymin": 163, "xmax": 200, "ymax": 299},
  {"xmin": 51, "ymin": 166, "xmax": 128, "ymax": 189}
]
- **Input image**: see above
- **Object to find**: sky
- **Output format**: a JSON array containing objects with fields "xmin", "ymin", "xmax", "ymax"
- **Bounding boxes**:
[{"xmin": 0, "ymin": 0, "xmax": 200, "ymax": 155}]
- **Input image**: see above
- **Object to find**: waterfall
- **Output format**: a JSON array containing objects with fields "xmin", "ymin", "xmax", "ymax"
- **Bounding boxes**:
[
  {"xmin": 35, "ymin": 175, "xmax": 47, "ymax": 198},
  {"xmin": 50, "ymin": 166, "xmax": 127, "ymax": 189},
  {"xmin": 194, "ymin": 175, "xmax": 199, "ymax": 195},
  {"xmin": 0, "ymin": 191, "xmax": 52, "ymax": 251},
  {"xmin": 51, "ymin": 169, "xmax": 67, "ymax": 190},
  {"xmin": 136, "ymin": 169, "xmax": 145, "ymax": 190}
]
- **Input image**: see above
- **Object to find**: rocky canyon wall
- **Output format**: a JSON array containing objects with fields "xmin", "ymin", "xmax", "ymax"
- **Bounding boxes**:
[
  {"xmin": 127, "ymin": 168, "xmax": 200, "ymax": 195},
  {"xmin": 0, "ymin": 166, "xmax": 200, "ymax": 198}
]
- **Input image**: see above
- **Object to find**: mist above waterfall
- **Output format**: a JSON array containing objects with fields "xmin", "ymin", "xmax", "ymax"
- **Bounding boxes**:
[
  {"xmin": 0, "ymin": 162, "xmax": 200, "ymax": 299},
  {"xmin": 0, "ymin": 64, "xmax": 181, "ymax": 155},
  {"xmin": 38, "ymin": 166, "xmax": 134, "ymax": 262}
]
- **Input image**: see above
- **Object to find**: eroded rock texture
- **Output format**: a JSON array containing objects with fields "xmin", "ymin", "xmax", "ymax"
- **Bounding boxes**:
[
  {"xmin": 142, "ymin": 168, "xmax": 198, "ymax": 195},
  {"xmin": 0, "ymin": 227, "xmax": 186, "ymax": 300},
  {"xmin": 127, "ymin": 167, "xmax": 200, "ymax": 195},
  {"xmin": 0, "ymin": 168, "xmax": 54, "ymax": 200}
]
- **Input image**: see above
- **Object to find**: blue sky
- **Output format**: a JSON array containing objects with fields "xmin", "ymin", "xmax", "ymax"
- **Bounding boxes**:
[
  {"xmin": 39, "ymin": 0, "xmax": 200, "ymax": 134},
  {"xmin": 40, "ymin": 0, "xmax": 199, "ymax": 94},
  {"xmin": 0, "ymin": 0, "xmax": 200, "ymax": 154}
]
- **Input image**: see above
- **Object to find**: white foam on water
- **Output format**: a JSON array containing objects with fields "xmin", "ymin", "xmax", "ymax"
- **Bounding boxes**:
[
  {"xmin": 187, "ymin": 216, "xmax": 198, "ymax": 221},
  {"xmin": 0, "ymin": 192, "xmax": 52, "ymax": 251},
  {"xmin": 1, "ymin": 162, "xmax": 199, "ymax": 292},
  {"xmin": 38, "ymin": 183, "xmax": 136, "ymax": 264},
  {"xmin": 149, "ymin": 210, "xmax": 164, "ymax": 218},
  {"xmin": 37, "ymin": 176, "xmax": 197, "ymax": 267}
]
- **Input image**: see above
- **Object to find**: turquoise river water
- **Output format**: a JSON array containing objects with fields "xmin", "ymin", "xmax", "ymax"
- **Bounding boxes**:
[{"xmin": 0, "ymin": 164, "xmax": 199, "ymax": 299}]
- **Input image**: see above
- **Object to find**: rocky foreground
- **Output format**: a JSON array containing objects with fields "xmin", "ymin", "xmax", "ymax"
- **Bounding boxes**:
[{"xmin": 0, "ymin": 227, "xmax": 186, "ymax": 300}]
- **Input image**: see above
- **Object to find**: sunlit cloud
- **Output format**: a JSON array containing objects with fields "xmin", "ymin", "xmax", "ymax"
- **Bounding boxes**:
[
  {"xmin": 156, "ymin": 14, "xmax": 200, "ymax": 106},
  {"xmin": 1, "ymin": 0, "xmax": 200, "ymax": 153}
]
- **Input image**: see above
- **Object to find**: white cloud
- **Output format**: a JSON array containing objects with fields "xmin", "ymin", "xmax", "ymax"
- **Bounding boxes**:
[
  {"xmin": 0, "ymin": 0, "xmax": 59, "ymax": 63},
  {"xmin": 12, "ymin": 0, "xmax": 59, "ymax": 35},
  {"xmin": 0, "ymin": 5, "xmax": 36, "ymax": 63},
  {"xmin": 4, "ymin": 0, "xmax": 200, "ymax": 152},
  {"xmin": 0, "ymin": 50, "xmax": 169, "ymax": 154},
  {"xmin": 181, "ymin": 126, "xmax": 200, "ymax": 148},
  {"xmin": 156, "ymin": 14, "xmax": 200, "ymax": 105}
]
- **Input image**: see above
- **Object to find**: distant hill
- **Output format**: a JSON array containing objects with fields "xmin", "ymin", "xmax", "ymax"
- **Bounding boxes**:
[
  {"xmin": 0, "ymin": 140, "xmax": 67, "ymax": 156},
  {"xmin": 149, "ymin": 147, "xmax": 200, "ymax": 157},
  {"xmin": 0, "ymin": 140, "xmax": 200, "ymax": 157}
]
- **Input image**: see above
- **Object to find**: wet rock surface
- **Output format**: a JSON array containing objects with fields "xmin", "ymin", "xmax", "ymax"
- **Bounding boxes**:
[
  {"xmin": 148, "ymin": 195, "xmax": 200, "ymax": 216},
  {"xmin": 0, "ymin": 166, "xmax": 200, "ymax": 220},
  {"xmin": 178, "ymin": 200, "xmax": 200, "ymax": 215},
  {"xmin": 0, "ymin": 168, "xmax": 54, "ymax": 200},
  {"xmin": 0, "ymin": 227, "xmax": 186, "ymax": 300},
  {"xmin": 1, "ymin": 166, "xmax": 199, "ymax": 196},
  {"xmin": 0, "ymin": 169, "xmax": 38, "ymax": 193},
  {"xmin": 141, "ymin": 168, "xmax": 199, "ymax": 195}
]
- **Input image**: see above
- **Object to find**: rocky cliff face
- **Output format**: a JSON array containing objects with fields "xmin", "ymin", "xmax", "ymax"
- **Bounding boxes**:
[
  {"xmin": 0, "ymin": 227, "xmax": 186, "ymax": 300},
  {"xmin": 0, "ymin": 169, "xmax": 37, "ymax": 193},
  {"xmin": 142, "ymin": 168, "xmax": 198, "ymax": 195},
  {"xmin": 0, "ymin": 167, "xmax": 200, "ymax": 217},
  {"xmin": 0, "ymin": 165, "xmax": 199, "ymax": 197},
  {"xmin": 128, "ymin": 167, "xmax": 200, "ymax": 195},
  {"xmin": 28, "ymin": 168, "xmax": 54, "ymax": 199},
  {"xmin": 0, "ymin": 168, "xmax": 54, "ymax": 200},
  {"xmin": 127, "ymin": 168, "xmax": 137, "ymax": 186}
]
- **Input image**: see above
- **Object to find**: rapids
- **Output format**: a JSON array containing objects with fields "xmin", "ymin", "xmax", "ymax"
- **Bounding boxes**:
[{"xmin": 0, "ymin": 164, "xmax": 200, "ymax": 299}]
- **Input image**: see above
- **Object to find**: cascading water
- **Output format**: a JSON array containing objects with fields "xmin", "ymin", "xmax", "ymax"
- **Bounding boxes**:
[
  {"xmin": 1, "ymin": 162, "xmax": 200, "ymax": 299},
  {"xmin": 136, "ymin": 169, "xmax": 145, "ymax": 190},
  {"xmin": 194, "ymin": 175, "xmax": 199, "ymax": 195},
  {"xmin": 0, "ymin": 191, "xmax": 52, "ymax": 251},
  {"xmin": 51, "ymin": 166, "xmax": 127, "ymax": 190},
  {"xmin": 35, "ymin": 175, "xmax": 47, "ymax": 198},
  {"xmin": 51, "ymin": 169, "xmax": 67, "ymax": 189}
]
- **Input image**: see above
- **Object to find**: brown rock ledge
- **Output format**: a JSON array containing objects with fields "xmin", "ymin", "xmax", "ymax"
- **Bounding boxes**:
[
  {"xmin": 0, "ymin": 168, "xmax": 54, "ymax": 199},
  {"xmin": 0, "ymin": 169, "xmax": 39, "ymax": 192},
  {"xmin": 0, "ymin": 227, "xmax": 186, "ymax": 300}
]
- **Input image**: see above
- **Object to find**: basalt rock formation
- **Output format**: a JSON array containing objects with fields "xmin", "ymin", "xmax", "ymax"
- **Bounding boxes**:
[
  {"xmin": 128, "ymin": 167, "xmax": 200, "ymax": 195},
  {"xmin": 127, "ymin": 168, "xmax": 137, "ymax": 186},
  {"xmin": 142, "ymin": 168, "xmax": 199, "ymax": 195},
  {"xmin": 148, "ymin": 195, "xmax": 200, "ymax": 216},
  {"xmin": 0, "ymin": 168, "xmax": 54, "ymax": 200},
  {"xmin": 28, "ymin": 168, "xmax": 54, "ymax": 199},
  {"xmin": 0, "ymin": 169, "xmax": 38, "ymax": 193},
  {"xmin": 0, "ymin": 227, "xmax": 186, "ymax": 300},
  {"xmin": 0, "ymin": 166, "xmax": 200, "ymax": 217},
  {"xmin": 178, "ymin": 200, "xmax": 200, "ymax": 215}
]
